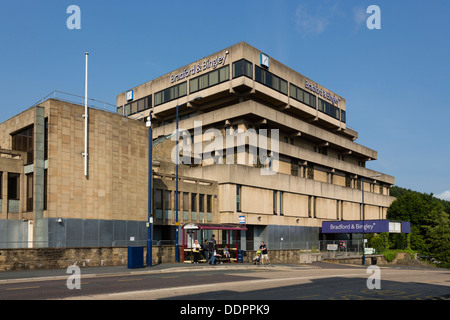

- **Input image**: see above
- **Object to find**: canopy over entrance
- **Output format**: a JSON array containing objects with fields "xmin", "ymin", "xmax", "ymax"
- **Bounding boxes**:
[{"xmin": 322, "ymin": 219, "xmax": 411, "ymax": 234}]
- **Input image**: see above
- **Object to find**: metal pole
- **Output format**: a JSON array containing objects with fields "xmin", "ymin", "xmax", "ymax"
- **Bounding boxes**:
[
  {"xmin": 362, "ymin": 177, "xmax": 365, "ymax": 266},
  {"xmin": 83, "ymin": 52, "xmax": 89, "ymax": 178},
  {"xmin": 147, "ymin": 115, "xmax": 153, "ymax": 267},
  {"xmin": 175, "ymin": 104, "xmax": 179, "ymax": 262}
]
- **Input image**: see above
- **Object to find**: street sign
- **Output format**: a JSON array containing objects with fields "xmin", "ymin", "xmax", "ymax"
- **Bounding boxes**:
[{"xmin": 239, "ymin": 216, "xmax": 246, "ymax": 224}]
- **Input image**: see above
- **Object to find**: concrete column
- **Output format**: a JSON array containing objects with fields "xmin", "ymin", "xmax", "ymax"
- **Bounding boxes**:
[{"xmin": 33, "ymin": 106, "xmax": 47, "ymax": 247}]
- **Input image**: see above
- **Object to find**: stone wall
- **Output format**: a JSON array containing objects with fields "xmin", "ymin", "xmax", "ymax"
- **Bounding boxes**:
[
  {"xmin": 0, "ymin": 246, "xmax": 178, "ymax": 271},
  {"xmin": 0, "ymin": 247, "xmax": 421, "ymax": 271}
]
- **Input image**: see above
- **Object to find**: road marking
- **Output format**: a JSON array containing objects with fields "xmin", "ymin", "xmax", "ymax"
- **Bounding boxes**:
[
  {"xmin": 6, "ymin": 286, "xmax": 40, "ymax": 291},
  {"xmin": 118, "ymin": 278, "xmax": 142, "ymax": 282},
  {"xmin": 108, "ymin": 283, "xmax": 216, "ymax": 296}
]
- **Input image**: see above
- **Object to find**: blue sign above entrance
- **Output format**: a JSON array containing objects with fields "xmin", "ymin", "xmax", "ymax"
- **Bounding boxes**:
[{"xmin": 322, "ymin": 220, "xmax": 410, "ymax": 234}]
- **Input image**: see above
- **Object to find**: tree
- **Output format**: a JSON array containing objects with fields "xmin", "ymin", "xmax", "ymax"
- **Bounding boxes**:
[
  {"xmin": 423, "ymin": 205, "xmax": 450, "ymax": 263},
  {"xmin": 387, "ymin": 186, "xmax": 450, "ymax": 263}
]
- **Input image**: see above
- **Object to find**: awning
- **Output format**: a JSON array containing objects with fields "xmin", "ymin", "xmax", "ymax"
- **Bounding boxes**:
[
  {"xmin": 322, "ymin": 220, "xmax": 410, "ymax": 234},
  {"xmin": 182, "ymin": 223, "xmax": 247, "ymax": 231}
]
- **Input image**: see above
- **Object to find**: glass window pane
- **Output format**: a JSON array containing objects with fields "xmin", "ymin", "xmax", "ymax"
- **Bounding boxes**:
[
  {"xmin": 178, "ymin": 82, "xmax": 187, "ymax": 97},
  {"xmin": 190, "ymin": 78, "xmax": 198, "ymax": 93},
  {"xmin": 219, "ymin": 65, "xmax": 229, "ymax": 82},
  {"xmin": 155, "ymin": 189, "xmax": 163, "ymax": 209},
  {"xmin": 280, "ymin": 79, "xmax": 288, "ymax": 94},
  {"xmin": 244, "ymin": 61, "xmax": 252, "ymax": 78},
  {"xmin": 199, "ymin": 74, "xmax": 208, "ymax": 90},
  {"xmin": 154, "ymin": 93, "xmax": 161, "ymax": 106},
  {"xmin": 233, "ymin": 60, "xmax": 243, "ymax": 78},
  {"xmin": 209, "ymin": 70, "xmax": 219, "ymax": 86}
]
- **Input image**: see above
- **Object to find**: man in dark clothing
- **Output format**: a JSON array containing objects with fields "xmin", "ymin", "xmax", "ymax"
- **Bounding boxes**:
[
  {"xmin": 208, "ymin": 234, "xmax": 217, "ymax": 265},
  {"xmin": 202, "ymin": 239, "xmax": 209, "ymax": 263},
  {"xmin": 259, "ymin": 241, "xmax": 270, "ymax": 265}
]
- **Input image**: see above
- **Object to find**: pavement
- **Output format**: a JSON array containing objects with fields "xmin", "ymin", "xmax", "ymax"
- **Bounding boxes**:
[{"xmin": 0, "ymin": 262, "xmax": 319, "ymax": 283}]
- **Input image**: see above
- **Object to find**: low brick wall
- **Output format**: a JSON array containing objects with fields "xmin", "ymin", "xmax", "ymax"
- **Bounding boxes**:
[{"xmin": 0, "ymin": 246, "xmax": 179, "ymax": 271}]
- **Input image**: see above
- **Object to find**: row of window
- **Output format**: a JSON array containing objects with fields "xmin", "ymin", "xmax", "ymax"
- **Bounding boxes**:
[
  {"xmin": 119, "ymin": 58, "xmax": 346, "ymax": 123},
  {"xmin": 290, "ymin": 83, "xmax": 316, "ymax": 109},
  {"xmin": 236, "ymin": 186, "xmax": 385, "ymax": 218},
  {"xmin": 190, "ymin": 65, "xmax": 229, "ymax": 94},
  {"xmin": 318, "ymin": 98, "xmax": 342, "ymax": 121},
  {"xmin": 254, "ymin": 65, "xmax": 288, "ymax": 95},
  {"xmin": 0, "ymin": 171, "xmax": 48, "ymax": 211},
  {"xmin": 154, "ymin": 189, "xmax": 213, "ymax": 213}
]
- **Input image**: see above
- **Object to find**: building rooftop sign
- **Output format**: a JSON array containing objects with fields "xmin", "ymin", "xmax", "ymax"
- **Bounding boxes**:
[{"xmin": 170, "ymin": 50, "xmax": 229, "ymax": 84}]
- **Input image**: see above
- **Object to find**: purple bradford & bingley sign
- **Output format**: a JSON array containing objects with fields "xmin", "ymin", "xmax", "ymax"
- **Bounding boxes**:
[{"xmin": 322, "ymin": 220, "xmax": 390, "ymax": 233}]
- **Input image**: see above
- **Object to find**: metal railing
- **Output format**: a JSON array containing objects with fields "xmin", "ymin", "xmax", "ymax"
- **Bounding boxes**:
[{"xmin": 30, "ymin": 90, "xmax": 117, "ymax": 114}]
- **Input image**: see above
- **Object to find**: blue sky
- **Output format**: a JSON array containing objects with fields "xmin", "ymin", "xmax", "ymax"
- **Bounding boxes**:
[{"xmin": 1, "ymin": 0, "xmax": 449, "ymax": 199}]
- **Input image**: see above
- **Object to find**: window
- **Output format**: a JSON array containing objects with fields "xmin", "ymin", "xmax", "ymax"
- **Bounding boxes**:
[
  {"xmin": 199, "ymin": 194, "xmax": 205, "ymax": 213},
  {"xmin": 255, "ymin": 66, "xmax": 288, "ymax": 95},
  {"xmin": 8, "ymin": 173, "xmax": 20, "ymax": 200},
  {"xmin": 154, "ymin": 82, "xmax": 187, "ymax": 106},
  {"xmin": 289, "ymin": 83, "xmax": 316, "ymax": 109},
  {"xmin": 26, "ymin": 173, "xmax": 33, "ymax": 212},
  {"xmin": 307, "ymin": 165, "xmax": 314, "ymax": 180},
  {"xmin": 318, "ymin": 98, "xmax": 340, "ymax": 121},
  {"xmin": 191, "ymin": 193, "xmax": 197, "ymax": 212},
  {"xmin": 341, "ymin": 110, "xmax": 346, "ymax": 123},
  {"xmin": 12, "ymin": 126, "xmax": 33, "ymax": 165},
  {"xmin": 164, "ymin": 190, "xmax": 171, "ymax": 210},
  {"xmin": 273, "ymin": 190, "xmax": 278, "ymax": 215},
  {"xmin": 345, "ymin": 174, "xmax": 352, "ymax": 188},
  {"xmin": 155, "ymin": 189, "xmax": 163, "ymax": 210},
  {"xmin": 44, "ymin": 169, "xmax": 47, "ymax": 211},
  {"xmin": 207, "ymin": 195, "xmax": 212, "ymax": 213},
  {"xmin": 236, "ymin": 185, "xmax": 241, "ymax": 212},
  {"xmin": 189, "ymin": 65, "xmax": 229, "ymax": 94},
  {"xmin": 308, "ymin": 196, "xmax": 312, "ymax": 218},
  {"xmin": 279, "ymin": 191, "xmax": 284, "ymax": 216},
  {"xmin": 183, "ymin": 192, "xmax": 189, "ymax": 212},
  {"xmin": 0, "ymin": 172, "xmax": 2, "ymax": 200},
  {"xmin": 232, "ymin": 59, "xmax": 253, "ymax": 79},
  {"xmin": 44, "ymin": 118, "xmax": 48, "ymax": 160}
]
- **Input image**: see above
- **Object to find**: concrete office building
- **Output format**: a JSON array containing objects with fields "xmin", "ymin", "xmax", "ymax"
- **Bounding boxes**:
[
  {"xmin": 116, "ymin": 41, "xmax": 395, "ymax": 249},
  {"xmin": 0, "ymin": 96, "xmax": 219, "ymax": 248},
  {"xmin": 0, "ymin": 41, "xmax": 395, "ymax": 250}
]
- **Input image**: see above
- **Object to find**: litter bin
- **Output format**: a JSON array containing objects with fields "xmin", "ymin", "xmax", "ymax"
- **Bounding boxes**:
[
  {"xmin": 237, "ymin": 250, "xmax": 244, "ymax": 263},
  {"xmin": 128, "ymin": 246, "xmax": 144, "ymax": 269},
  {"xmin": 371, "ymin": 257, "xmax": 377, "ymax": 265}
]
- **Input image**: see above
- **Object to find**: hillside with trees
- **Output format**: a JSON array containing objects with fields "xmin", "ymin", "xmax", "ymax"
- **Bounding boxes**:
[{"xmin": 385, "ymin": 186, "xmax": 450, "ymax": 264}]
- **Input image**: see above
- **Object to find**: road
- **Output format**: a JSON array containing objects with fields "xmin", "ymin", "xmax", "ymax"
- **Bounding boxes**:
[{"xmin": 0, "ymin": 262, "xmax": 449, "ymax": 302}]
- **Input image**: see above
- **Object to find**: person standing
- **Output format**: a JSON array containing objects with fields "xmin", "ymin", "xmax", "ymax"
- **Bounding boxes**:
[
  {"xmin": 208, "ymin": 234, "xmax": 217, "ymax": 265},
  {"xmin": 259, "ymin": 241, "xmax": 270, "ymax": 265},
  {"xmin": 202, "ymin": 239, "xmax": 209, "ymax": 263},
  {"xmin": 192, "ymin": 239, "xmax": 201, "ymax": 263}
]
